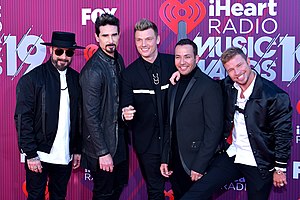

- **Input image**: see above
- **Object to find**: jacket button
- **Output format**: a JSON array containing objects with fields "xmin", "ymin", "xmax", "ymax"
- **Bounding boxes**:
[
  {"xmin": 158, "ymin": 137, "xmax": 161, "ymax": 140},
  {"xmin": 253, "ymin": 150, "xmax": 257, "ymax": 154},
  {"xmin": 230, "ymin": 120, "xmax": 233, "ymax": 123},
  {"xmin": 245, "ymin": 115, "xmax": 248, "ymax": 118}
]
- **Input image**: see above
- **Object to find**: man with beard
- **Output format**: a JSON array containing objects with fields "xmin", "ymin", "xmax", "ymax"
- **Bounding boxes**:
[
  {"xmin": 80, "ymin": 13, "xmax": 128, "ymax": 200},
  {"xmin": 15, "ymin": 31, "xmax": 83, "ymax": 200}
]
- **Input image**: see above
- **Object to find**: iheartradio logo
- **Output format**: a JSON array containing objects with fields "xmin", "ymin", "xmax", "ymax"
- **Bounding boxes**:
[
  {"xmin": 84, "ymin": 44, "xmax": 98, "ymax": 61},
  {"xmin": 159, "ymin": 0, "xmax": 206, "ymax": 34}
]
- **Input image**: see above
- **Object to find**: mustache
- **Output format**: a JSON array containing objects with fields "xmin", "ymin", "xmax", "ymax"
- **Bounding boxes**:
[
  {"xmin": 57, "ymin": 58, "xmax": 69, "ymax": 62},
  {"xmin": 106, "ymin": 44, "xmax": 116, "ymax": 48}
]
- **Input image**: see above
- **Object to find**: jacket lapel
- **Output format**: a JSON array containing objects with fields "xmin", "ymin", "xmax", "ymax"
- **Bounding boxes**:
[
  {"xmin": 178, "ymin": 69, "xmax": 202, "ymax": 110},
  {"xmin": 136, "ymin": 57, "xmax": 157, "ymax": 105},
  {"xmin": 178, "ymin": 77, "xmax": 196, "ymax": 109},
  {"xmin": 169, "ymin": 84, "xmax": 178, "ymax": 126}
]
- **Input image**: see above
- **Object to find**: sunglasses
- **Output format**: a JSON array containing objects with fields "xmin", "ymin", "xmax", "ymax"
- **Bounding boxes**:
[{"xmin": 54, "ymin": 49, "xmax": 75, "ymax": 57}]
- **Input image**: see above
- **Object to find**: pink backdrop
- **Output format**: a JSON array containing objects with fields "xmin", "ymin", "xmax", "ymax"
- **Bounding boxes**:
[{"xmin": 0, "ymin": 0, "xmax": 299, "ymax": 199}]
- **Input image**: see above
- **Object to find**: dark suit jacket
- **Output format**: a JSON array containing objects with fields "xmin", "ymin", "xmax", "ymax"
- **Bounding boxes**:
[
  {"xmin": 121, "ymin": 53, "xmax": 175, "ymax": 154},
  {"xmin": 162, "ymin": 68, "xmax": 223, "ymax": 175}
]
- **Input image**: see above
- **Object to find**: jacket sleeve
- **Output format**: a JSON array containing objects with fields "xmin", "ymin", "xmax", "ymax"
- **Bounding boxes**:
[
  {"xmin": 161, "ymin": 88, "xmax": 171, "ymax": 164},
  {"xmin": 269, "ymin": 92, "xmax": 293, "ymax": 169},
  {"xmin": 120, "ymin": 70, "xmax": 134, "ymax": 109},
  {"xmin": 73, "ymin": 84, "xmax": 82, "ymax": 154},
  {"xmin": 80, "ymin": 67, "xmax": 109, "ymax": 157},
  {"xmin": 14, "ymin": 75, "xmax": 38, "ymax": 159},
  {"xmin": 191, "ymin": 82, "xmax": 224, "ymax": 173},
  {"xmin": 120, "ymin": 70, "xmax": 135, "ymax": 128}
]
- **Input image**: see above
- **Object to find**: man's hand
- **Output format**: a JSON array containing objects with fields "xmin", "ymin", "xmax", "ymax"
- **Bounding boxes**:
[
  {"xmin": 169, "ymin": 71, "xmax": 180, "ymax": 85},
  {"xmin": 190, "ymin": 170, "xmax": 203, "ymax": 181},
  {"xmin": 27, "ymin": 156, "xmax": 43, "ymax": 173},
  {"xmin": 72, "ymin": 154, "xmax": 81, "ymax": 169},
  {"xmin": 99, "ymin": 154, "xmax": 114, "ymax": 172},
  {"xmin": 160, "ymin": 163, "xmax": 173, "ymax": 178},
  {"xmin": 273, "ymin": 170, "xmax": 287, "ymax": 187},
  {"xmin": 122, "ymin": 105, "xmax": 136, "ymax": 121}
]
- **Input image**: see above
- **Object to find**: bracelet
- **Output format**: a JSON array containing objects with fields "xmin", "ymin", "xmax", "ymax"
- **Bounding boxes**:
[
  {"xmin": 27, "ymin": 156, "xmax": 40, "ymax": 161},
  {"xmin": 275, "ymin": 170, "xmax": 284, "ymax": 175}
]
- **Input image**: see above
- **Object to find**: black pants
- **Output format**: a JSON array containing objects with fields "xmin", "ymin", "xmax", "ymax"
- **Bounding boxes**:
[
  {"xmin": 25, "ymin": 160, "xmax": 72, "ymax": 200},
  {"xmin": 169, "ymin": 162, "xmax": 194, "ymax": 200},
  {"xmin": 169, "ymin": 140, "xmax": 194, "ymax": 199},
  {"xmin": 90, "ymin": 160, "xmax": 128, "ymax": 200},
  {"xmin": 137, "ymin": 152, "xmax": 165, "ymax": 200},
  {"xmin": 181, "ymin": 153, "xmax": 273, "ymax": 200}
]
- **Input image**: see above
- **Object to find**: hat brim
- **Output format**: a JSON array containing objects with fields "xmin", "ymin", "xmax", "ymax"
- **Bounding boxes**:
[{"xmin": 40, "ymin": 42, "xmax": 85, "ymax": 49}]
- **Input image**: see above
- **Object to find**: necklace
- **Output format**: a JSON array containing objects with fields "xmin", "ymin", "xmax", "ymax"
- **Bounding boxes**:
[{"xmin": 152, "ymin": 73, "xmax": 159, "ymax": 85}]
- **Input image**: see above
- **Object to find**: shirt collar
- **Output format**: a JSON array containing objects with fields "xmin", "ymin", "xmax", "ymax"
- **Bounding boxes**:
[
  {"xmin": 142, "ymin": 54, "xmax": 161, "ymax": 71},
  {"xmin": 233, "ymin": 70, "xmax": 257, "ymax": 100}
]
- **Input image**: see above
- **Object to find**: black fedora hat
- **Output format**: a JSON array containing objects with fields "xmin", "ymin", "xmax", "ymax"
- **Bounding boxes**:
[{"xmin": 41, "ymin": 31, "xmax": 85, "ymax": 49}]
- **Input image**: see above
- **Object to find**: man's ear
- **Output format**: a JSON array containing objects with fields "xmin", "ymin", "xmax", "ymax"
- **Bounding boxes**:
[
  {"xmin": 156, "ymin": 35, "xmax": 160, "ymax": 45},
  {"xmin": 196, "ymin": 55, "xmax": 200, "ymax": 64},
  {"xmin": 95, "ymin": 33, "xmax": 99, "ymax": 43}
]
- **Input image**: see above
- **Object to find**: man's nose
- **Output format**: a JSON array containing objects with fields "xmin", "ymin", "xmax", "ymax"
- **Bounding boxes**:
[
  {"xmin": 180, "ymin": 58, "xmax": 185, "ymax": 64},
  {"xmin": 108, "ymin": 36, "xmax": 114, "ymax": 43},
  {"xmin": 234, "ymin": 68, "xmax": 240, "ymax": 75}
]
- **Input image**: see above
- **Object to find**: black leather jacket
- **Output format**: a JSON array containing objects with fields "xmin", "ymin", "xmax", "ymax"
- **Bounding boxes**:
[
  {"xmin": 222, "ymin": 74, "xmax": 293, "ymax": 178},
  {"xmin": 80, "ymin": 48, "xmax": 125, "ymax": 161},
  {"xmin": 14, "ymin": 59, "xmax": 81, "ymax": 159}
]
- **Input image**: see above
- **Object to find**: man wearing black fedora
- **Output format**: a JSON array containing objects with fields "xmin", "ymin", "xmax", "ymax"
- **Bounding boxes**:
[{"xmin": 15, "ymin": 31, "xmax": 84, "ymax": 200}]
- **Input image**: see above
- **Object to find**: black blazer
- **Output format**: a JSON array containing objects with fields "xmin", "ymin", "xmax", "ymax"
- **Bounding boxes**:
[
  {"xmin": 121, "ymin": 53, "xmax": 175, "ymax": 154},
  {"xmin": 162, "ymin": 68, "xmax": 223, "ymax": 175}
]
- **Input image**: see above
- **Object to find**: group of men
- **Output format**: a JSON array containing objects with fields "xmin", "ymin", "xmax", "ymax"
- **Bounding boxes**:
[{"xmin": 15, "ymin": 13, "xmax": 293, "ymax": 200}]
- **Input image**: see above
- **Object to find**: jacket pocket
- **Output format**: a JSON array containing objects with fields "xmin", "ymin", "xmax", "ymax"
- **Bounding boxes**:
[{"xmin": 190, "ymin": 140, "xmax": 201, "ymax": 151}]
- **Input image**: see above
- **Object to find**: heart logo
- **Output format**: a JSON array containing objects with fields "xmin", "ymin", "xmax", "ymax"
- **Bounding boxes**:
[
  {"xmin": 297, "ymin": 100, "xmax": 300, "ymax": 114},
  {"xmin": 22, "ymin": 180, "xmax": 49, "ymax": 199},
  {"xmin": 84, "ymin": 44, "xmax": 98, "ymax": 61},
  {"xmin": 159, "ymin": 0, "xmax": 206, "ymax": 34},
  {"xmin": 164, "ymin": 189, "xmax": 174, "ymax": 200}
]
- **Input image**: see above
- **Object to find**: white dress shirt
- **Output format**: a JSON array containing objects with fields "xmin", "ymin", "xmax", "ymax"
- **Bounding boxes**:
[{"xmin": 227, "ymin": 71, "xmax": 257, "ymax": 166}]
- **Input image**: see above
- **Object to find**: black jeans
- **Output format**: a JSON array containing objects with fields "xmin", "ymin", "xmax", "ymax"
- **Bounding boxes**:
[
  {"xmin": 137, "ymin": 152, "xmax": 165, "ymax": 200},
  {"xmin": 25, "ymin": 160, "xmax": 72, "ymax": 200},
  {"xmin": 90, "ymin": 160, "xmax": 128, "ymax": 200},
  {"xmin": 181, "ymin": 153, "xmax": 273, "ymax": 200}
]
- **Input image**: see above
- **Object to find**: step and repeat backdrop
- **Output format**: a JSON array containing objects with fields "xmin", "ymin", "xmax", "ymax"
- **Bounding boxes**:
[{"xmin": 0, "ymin": 0, "xmax": 299, "ymax": 199}]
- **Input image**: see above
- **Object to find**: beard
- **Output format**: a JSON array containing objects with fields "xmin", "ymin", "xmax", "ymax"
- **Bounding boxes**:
[
  {"xmin": 105, "ymin": 44, "xmax": 116, "ymax": 54},
  {"xmin": 51, "ymin": 57, "xmax": 72, "ymax": 71}
]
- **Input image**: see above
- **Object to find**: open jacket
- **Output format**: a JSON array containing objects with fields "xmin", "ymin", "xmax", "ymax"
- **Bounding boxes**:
[
  {"xmin": 221, "ymin": 73, "xmax": 293, "ymax": 178},
  {"xmin": 120, "ymin": 53, "xmax": 176, "ymax": 154},
  {"xmin": 80, "ymin": 48, "xmax": 126, "ymax": 163},
  {"xmin": 162, "ymin": 68, "xmax": 224, "ymax": 175},
  {"xmin": 14, "ymin": 59, "xmax": 81, "ymax": 159}
]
